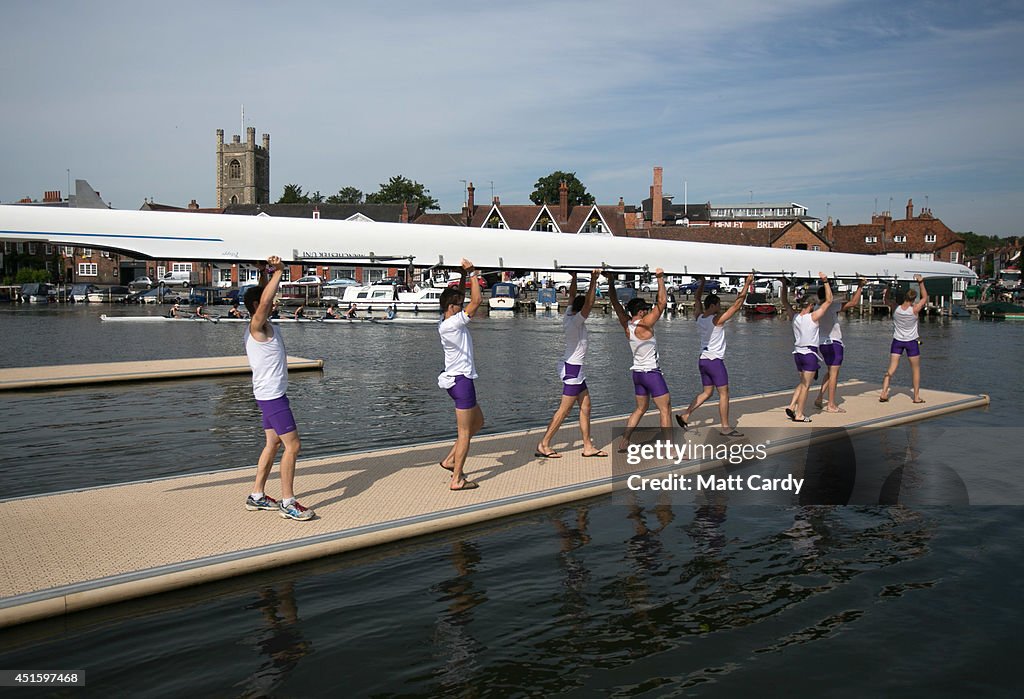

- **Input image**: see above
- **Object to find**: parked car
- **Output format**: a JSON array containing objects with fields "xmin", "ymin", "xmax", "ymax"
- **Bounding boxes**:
[
  {"xmin": 325, "ymin": 277, "xmax": 359, "ymax": 287},
  {"xmin": 678, "ymin": 279, "xmax": 721, "ymax": 294},
  {"xmin": 157, "ymin": 271, "xmax": 192, "ymax": 288},
  {"xmin": 291, "ymin": 275, "xmax": 324, "ymax": 286},
  {"xmin": 128, "ymin": 276, "xmax": 154, "ymax": 291},
  {"xmin": 128, "ymin": 286, "xmax": 188, "ymax": 304}
]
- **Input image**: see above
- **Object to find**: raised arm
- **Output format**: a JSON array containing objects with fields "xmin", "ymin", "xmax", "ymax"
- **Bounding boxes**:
[
  {"xmin": 605, "ymin": 272, "xmax": 629, "ymax": 330},
  {"xmin": 568, "ymin": 272, "xmax": 577, "ymax": 299},
  {"xmin": 462, "ymin": 258, "xmax": 482, "ymax": 317},
  {"xmin": 692, "ymin": 276, "xmax": 706, "ymax": 316},
  {"xmin": 718, "ymin": 273, "xmax": 753, "ymax": 325},
  {"xmin": 644, "ymin": 268, "xmax": 668, "ymax": 326},
  {"xmin": 779, "ymin": 278, "xmax": 793, "ymax": 316},
  {"xmin": 912, "ymin": 274, "xmax": 929, "ymax": 313},
  {"xmin": 250, "ymin": 256, "xmax": 284, "ymax": 333},
  {"xmin": 810, "ymin": 272, "xmax": 833, "ymax": 322},
  {"xmin": 882, "ymin": 284, "xmax": 897, "ymax": 311},
  {"xmin": 842, "ymin": 277, "xmax": 866, "ymax": 312},
  {"xmin": 581, "ymin": 269, "xmax": 600, "ymax": 318}
]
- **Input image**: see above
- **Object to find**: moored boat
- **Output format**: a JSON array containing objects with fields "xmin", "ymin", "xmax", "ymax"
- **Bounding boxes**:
[
  {"xmin": 488, "ymin": 281, "xmax": 519, "ymax": 310},
  {"xmin": 535, "ymin": 287, "xmax": 558, "ymax": 312},
  {"xmin": 742, "ymin": 292, "xmax": 777, "ymax": 315},
  {"xmin": 978, "ymin": 301, "xmax": 1024, "ymax": 319}
]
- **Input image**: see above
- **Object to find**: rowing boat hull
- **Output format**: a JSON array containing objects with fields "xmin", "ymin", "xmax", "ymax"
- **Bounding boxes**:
[
  {"xmin": 99, "ymin": 314, "xmax": 438, "ymax": 324},
  {"xmin": 1, "ymin": 205, "xmax": 975, "ymax": 281}
]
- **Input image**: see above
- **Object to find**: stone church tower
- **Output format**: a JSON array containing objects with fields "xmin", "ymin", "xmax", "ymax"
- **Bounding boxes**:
[{"xmin": 216, "ymin": 127, "xmax": 270, "ymax": 207}]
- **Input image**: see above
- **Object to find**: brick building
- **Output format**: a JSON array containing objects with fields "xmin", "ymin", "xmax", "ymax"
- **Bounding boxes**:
[{"xmin": 827, "ymin": 200, "xmax": 965, "ymax": 264}]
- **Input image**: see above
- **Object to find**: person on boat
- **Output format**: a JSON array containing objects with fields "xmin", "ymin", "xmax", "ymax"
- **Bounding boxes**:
[
  {"xmin": 386, "ymin": 304, "xmax": 397, "ymax": 320},
  {"xmin": 814, "ymin": 277, "xmax": 866, "ymax": 413},
  {"xmin": 676, "ymin": 273, "xmax": 753, "ymax": 437},
  {"xmin": 780, "ymin": 273, "xmax": 832, "ymax": 423},
  {"xmin": 242, "ymin": 256, "xmax": 314, "ymax": 521},
  {"xmin": 194, "ymin": 304, "xmax": 213, "ymax": 321},
  {"xmin": 270, "ymin": 300, "xmax": 281, "ymax": 320},
  {"xmin": 168, "ymin": 303, "xmax": 182, "ymax": 319},
  {"xmin": 437, "ymin": 258, "xmax": 484, "ymax": 491},
  {"xmin": 879, "ymin": 275, "xmax": 929, "ymax": 404},
  {"xmin": 535, "ymin": 270, "xmax": 606, "ymax": 459},
  {"xmin": 324, "ymin": 305, "xmax": 340, "ymax": 320},
  {"xmin": 345, "ymin": 302, "xmax": 358, "ymax": 319},
  {"xmin": 228, "ymin": 302, "xmax": 245, "ymax": 319},
  {"xmin": 608, "ymin": 268, "xmax": 672, "ymax": 452},
  {"xmin": 292, "ymin": 305, "xmax": 306, "ymax": 320}
]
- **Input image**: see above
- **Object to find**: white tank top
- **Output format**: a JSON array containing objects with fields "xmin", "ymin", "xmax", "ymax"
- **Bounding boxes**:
[
  {"xmin": 244, "ymin": 323, "xmax": 288, "ymax": 400},
  {"xmin": 893, "ymin": 305, "xmax": 919, "ymax": 341},
  {"xmin": 817, "ymin": 300, "xmax": 844, "ymax": 344},
  {"xmin": 792, "ymin": 313, "xmax": 820, "ymax": 355},
  {"xmin": 562, "ymin": 309, "xmax": 588, "ymax": 365},
  {"xmin": 628, "ymin": 320, "xmax": 659, "ymax": 370},
  {"xmin": 697, "ymin": 313, "xmax": 726, "ymax": 360}
]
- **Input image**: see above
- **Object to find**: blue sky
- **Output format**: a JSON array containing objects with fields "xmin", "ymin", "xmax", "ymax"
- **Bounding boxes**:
[{"xmin": 1, "ymin": 0, "xmax": 1021, "ymax": 235}]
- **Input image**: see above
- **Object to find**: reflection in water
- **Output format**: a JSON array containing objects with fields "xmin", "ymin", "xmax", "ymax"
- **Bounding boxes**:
[
  {"xmin": 431, "ymin": 540, "xmax": 486, "ymax": 691},
  {"xmin": 235, "ymin": 582, "xmax": 313, "ymax": 698}
]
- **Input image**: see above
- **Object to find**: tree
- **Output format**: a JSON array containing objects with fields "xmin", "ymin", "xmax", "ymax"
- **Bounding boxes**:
[
  {"xmin": 530, "ymin": 171, "xmax": 595, "ymax": 206},
  {"xmin": 327, "ymin": 187, "xmax": 364, "ymax": 204},
  {"xmin": 365, "ymin": 175, "xmax": 439, "ymax": 211},
  {"xmin": 277, "ymin": 184, "xmax": 310, "ymax": 204}
]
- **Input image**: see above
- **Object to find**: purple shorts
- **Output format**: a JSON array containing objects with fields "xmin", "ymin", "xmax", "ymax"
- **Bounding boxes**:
[
  {"xmin": 256, "ymin": 395, "xmax": 297, "ymax": 436},
  {"xmin": 819, "ymin": 341, "xmax": 844, "ymax": 367},
  {"xmin": 891, "ymin": 339, "xmax": 921, "ymax": 357},
  {"xmin": 561, "ymin": 362, "xmax": 588, "ymax": 397},
  {"xmin": 698, "ymin": 358, "xmax": 729, "ymax": 387},
  {"xmin": 793, "ymin": 352, "xmax": 820, "ymax": 374},
  {"xmin": 447, "ymin": 375, "xmax": 478, "ymax": 410},
  {"xmin": 632, "ymin": 369, "xmax": 669, "ymax": 397}
]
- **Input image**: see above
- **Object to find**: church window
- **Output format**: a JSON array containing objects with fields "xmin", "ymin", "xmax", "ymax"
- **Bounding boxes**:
[{"xmin": 229, "ymin": 159, "xmax": 241, "ymax": 179}]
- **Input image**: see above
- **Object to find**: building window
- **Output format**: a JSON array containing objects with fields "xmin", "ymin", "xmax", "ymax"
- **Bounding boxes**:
[
  {"xmin": 82, "ymin": 248, "xmax": 92, "ymax": 257},
  {"xmin": 925, "ymin": 234, "xmax": 937, "ymax": 243},
  {"xmin": 950, "ymin": 251, "xmax": 959, "ymax": 263},
  {"xmin": 865, "ymin": 236, "xmax": 878, "ymax": 244},
  {"xmin": 2, "ymin": 242, "xmax": 9, "ymax": 253},
  {"xmin": 16, "ymin": 243, "xmax": 23, "ymax": 253},
  {"xmin": 893, "ymin": 235, "xmax": 907, "ymax": 243},
  {"xmin": 28, "ymin": 243, "xmax": 37, "ymax": 254},
  {"xmin": 812, "ymin": 245, "xmax": 821, "ymax": 251},
  {"xmin": 61, "ymin": 246, "xmax": 74, "ymax": 256},
  {"xmin": 78, "ymin": 263, "xmax": 98, "ymax": 277},
  {"xmin": 485, "ymin": 215, "xmax": 506, "ymax": 229},
  {"xmin": 582, "ymin": 218, "xmax": 604, "ymax": 234},
  {"xmin": 333, "ymin": 267, "xmax": 356, "ymax": 280},
  {"xmin": 45, "ymin": 244, "xmax": 53, "ymax": 255},
  {"xmin": 229, "ymin": 159, "xmax": 241, "ymax": 179},
  {"xmin": 171, "ymin": 262, "xmax": 193, "ymax": 273}
]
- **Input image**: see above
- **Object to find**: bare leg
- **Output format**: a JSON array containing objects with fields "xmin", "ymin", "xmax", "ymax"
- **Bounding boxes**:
[
  {"xmin": 578, "ymin": 391, "xmax": 601, "ymax": 455},
  {"xmin": 538, "ymin": 393, "xmax": 578, "ymax": 456},
  {"xmin": 909, "ymin": 355, "xmax": 922, "ymax": 401},
  {"xmin": 824, "ymin": 366, "xmax": 842, "ymax": 410},
  {"xmin": 716, "ymin": 384, "xmax": 731, "ymax": 429},
  {"xmin": 793, "ymin": 371, "xmax": 815, "ymax": 420},
  {"xmin": 652, "ymin": 392, "xmax": 673, "ymax": 428},
  {"xmin": 277, "ymin": 430, "xmax": 302, "ymax": 501},
  {"xmin": 681, "ymin": 385, "xmax": 714, "ymax": 424},
  {"xmin": 620, "ymin": 395, "xmax": 650, "ymax": 450},
  {"xmin": 450, "ymin": 405, "xmax": 484, "ymax": 488},
  {"xmin": 880, "ymin": 353, "xmax": 901, "ymax": 400},
  {"xmin": 253, "ymin": 429, "xmax": 282, "ymax": 495}
]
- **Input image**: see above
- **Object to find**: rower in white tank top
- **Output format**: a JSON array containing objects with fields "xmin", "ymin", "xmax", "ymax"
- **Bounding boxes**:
[
  {"xmin": 697, "ymin": 313, "xmax": 726, "ymax": 360},
  {"xmin": 792, "ymin": 313, "xmax": 820, "ymax": 355},
  {"xmin": 244, "ymin": 324, "xmax": 288, "ymax": 400},
  {"xmin": 628, "ymin": 319, "xmax": 659, "ymax": 370},
  {"xmin": 892, "ymin": 305, "xmax": 919, "ymax": 341},
  {"xmin": 817, "ymin": 300, "xmax": 844, "ymax": 345}
]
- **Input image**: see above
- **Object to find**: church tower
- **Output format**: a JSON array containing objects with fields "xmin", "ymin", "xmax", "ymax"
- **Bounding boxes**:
[{"xmin": 216, "ymin": 127, "xmax": 270, "ymax": 207}]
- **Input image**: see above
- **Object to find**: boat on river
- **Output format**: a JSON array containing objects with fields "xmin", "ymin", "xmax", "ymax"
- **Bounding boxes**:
[
  {"xmin": 488, "ymin": 282, "xmax": 519, "ymax": 310},
  {"xmin": 743, "ymin": 292, "xmax": 777, "ymax": 315},
  {"xmin": 978, "ymin": 301, "xmax": 1024, "ymax": 319},
  {"xmin": 332, "ymin": 284, "xmax": 446, "ymax": 313},
  {"xmin": 99, "ymin": 314, "xmax": 438, "ymax": 324}
]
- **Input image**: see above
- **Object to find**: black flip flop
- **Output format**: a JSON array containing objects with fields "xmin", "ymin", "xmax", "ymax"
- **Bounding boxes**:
[
  {"xmin": 581, "ymin": 450, "xmax": 609, "ymax": 458},
  {"xmin": 675, "ymin": 414, "xmax": 688, "ymax": 429},
  {"xmin": 791, "ymin": 416, "xmax": 812, "ymax": 423},
  {"xmin": 450, "ymin": 480, "xmax": 479, "ymax": 491},
  {"xmin": 785, "ymin": 408, "xmax": 796, "ymax": 420},
  {"xmin": 534, "ymin": 450, "xmax": 562, "ymax": 459}
]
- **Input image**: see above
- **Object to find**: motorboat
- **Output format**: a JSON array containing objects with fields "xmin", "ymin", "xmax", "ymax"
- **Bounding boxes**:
[
  {"xmin": 86, "ymin": 285, "xmax": 130, "ymax": 303},
  {"xmin": 488, "ymin": 281, "xmax": 519, "ymax": 310},
  {"xmin": 743, "ymin": 292, "xmax": 777, "ymax": 315},
  {"xmin": 335, "ymin": 284, "xmax": 446, "ymax": 313},
  {"xmin": 19, "ymin": 283, "xmax": 54, "ymax": 303},
  {"xmin": 535, "ymin": 287, "xmax": 558, "ymax": 312}
]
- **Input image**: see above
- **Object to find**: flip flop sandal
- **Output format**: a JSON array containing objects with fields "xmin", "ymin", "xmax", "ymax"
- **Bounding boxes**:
[
  {"xmin": 719, "ymin": 429, "xmax": 744, "ymax": 437},
  {"xmin": 785, "ymin": 408, "xmax": 796, "ymax": 419},
  {"xmin": 450, "ymin": 480, "xmax": 479, "ymax": 491},
  {"xmin": 791, "ymin": 416, "xmax": 812, "ymax": 423},
  {"xmin": 675, "ymin": 414, "xmax": 689, "ymax": 429},
  {"xmin": 440, "ymin": 461, "xmax": 454, "ymax": 471},
  {"xmin": 581, "ymin": 450, "xmax": 609, "ymax": 457},
  {"xmin": 534, "ymin": 450, "xmax": 562, "ymax": 458}
]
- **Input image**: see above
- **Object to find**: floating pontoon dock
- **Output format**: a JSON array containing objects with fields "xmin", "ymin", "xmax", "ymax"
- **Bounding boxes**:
[
  {"xmin": 0, "ymin": 356, "xmax": 324, "ymax": 391},
  {"xmin": 0, "ymin": 380, "xmax": 988, "ymax": 628}
]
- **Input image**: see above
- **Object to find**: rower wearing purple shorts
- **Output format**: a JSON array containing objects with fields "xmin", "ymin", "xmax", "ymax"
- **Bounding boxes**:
[
  {"xmin": 814, "ymin": 277, "xmax": 865, "ymax": 413},
  {"xmin": 535, "ymin": 270, "xmax": 606, "ymax": 459},
  {"xmin": 608, "ymin": 268, "xmax": 672, "ymax": 451},
  {"xmin": 437, "ymin": 258, "xmax": 484, "ymax": 491},
  {"xmin": 879, "ymin": 274, "xmax": 928, "ymax": 404},
  {"xmin": 676, "ymin": 273, "xmax": 753, "ymax": 437},
  {"xmin": 781, "ymin": 272, "xmax": 832, "ymax": 423},
  {"xmin": 243, "ymin": 256, "xmax": 314, "ymax": 521}
]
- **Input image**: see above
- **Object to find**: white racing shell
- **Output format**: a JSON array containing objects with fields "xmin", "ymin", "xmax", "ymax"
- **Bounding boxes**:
[{"xmin": 0, "ymin": 205, "xmax": 975, "ymax": 281}]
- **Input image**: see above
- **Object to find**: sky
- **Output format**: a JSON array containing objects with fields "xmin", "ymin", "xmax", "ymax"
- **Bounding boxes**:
[{"xmin": 1, "ymin": 0, "xmax": 1022, "ymax": 236}]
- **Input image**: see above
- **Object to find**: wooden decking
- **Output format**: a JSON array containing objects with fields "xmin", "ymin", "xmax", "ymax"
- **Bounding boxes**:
[
  {"xmin": 0, "ymin": 380, "xmax": 988, "ymax": 628},
  {"xmin": 0, "ymin": 356, "xmax": 324, "ymax": 391}
]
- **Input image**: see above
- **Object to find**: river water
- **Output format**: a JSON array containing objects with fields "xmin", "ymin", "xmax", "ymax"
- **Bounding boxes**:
[{"xmin": 0, "ymin": 304, "xmax": 1021, "ymax": 696}]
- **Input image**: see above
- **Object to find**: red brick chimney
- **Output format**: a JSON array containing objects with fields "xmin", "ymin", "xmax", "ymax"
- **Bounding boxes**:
[
  {"xmin": 558, "ymin": 180, "xmax": 569, "ymax": 224},
  {"xmin": 44, "ymin": 190, "xmax": 61, "ymax": 202},
  {"xmin": 463, "ymin": 182, "xmax": 475, "ymax": 226},
  {"xmin": 825, "ymin": 216, "xmax": 833, "ymax": 244},
  {"xmin": 906, "ymin": 198, "xmax": 914, "ymax": 220},
  {"xmin": 652, "ymin": 167, "xmax": 663, "ymax": 225},
  {"xmin": 188, "ymin": 199, "xmax": 199, "ymax": 210},
  {"xmin": 401, "ymin": 201, "xmax": 409, "ymax": 223},
  {"xmin": 617, "ymin": 197, "xmax": 625, "ymax": 215}
]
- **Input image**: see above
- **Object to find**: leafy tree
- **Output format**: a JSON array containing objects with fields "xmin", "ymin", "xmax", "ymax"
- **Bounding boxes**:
[
  {"xmin": 14, "ymin": 268, "xmax": 50, "ymax": 283},
  {"xmin": 277, "ymin": 184, "xmax": 310, "ymax": 204},
  {"xmin": 327, "ymin": 187, "xmax": 364, "ymax": 204},
  {"xmin": 365, "ymin": 175, "xmax": 439, "ymax": 211},
  {"xmin": 959, "ymin": 230, "xmax": 1018, "ymax": 257},
  {"xmin": 309, "ymin": 190, "xmax": 325, "ymax": 204},
  {"xmin": 530, "ymin": 171, "xmax": 595, "ymax": 206}
]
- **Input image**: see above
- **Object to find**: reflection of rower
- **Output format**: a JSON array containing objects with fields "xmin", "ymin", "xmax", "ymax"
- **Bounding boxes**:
[{"xmin": 238, "ymin": 581, "xmax": 313, "ymax": 697}]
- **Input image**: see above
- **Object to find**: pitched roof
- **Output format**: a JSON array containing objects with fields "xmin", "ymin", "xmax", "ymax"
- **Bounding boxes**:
[
  {"xmin": 222, "ymin": 202, "xmax": 418, "ymax": 223},
  {"xmin": 830, "ymin": 216, "xmax": 963, "ymax": 255}
]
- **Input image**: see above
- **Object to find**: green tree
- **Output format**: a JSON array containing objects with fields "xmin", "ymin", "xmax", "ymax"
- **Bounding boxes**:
[
  {"xmin": 530, "ymin": 171, "xmax": 595, "ymax": 206},
  {"xmin": 365, "ymin": 175, "xmax": 439, "ymax": 211},
  {"xmin": 277, "ymin": 184, "xmax": 310, "ymax": 204},
  {"xmin": 14, "ymin": 268, "xmax": 50, "ymax": 283},
  {"xmin": 327, "ymin": 187, "xmax": 364, "ymax": 204}
]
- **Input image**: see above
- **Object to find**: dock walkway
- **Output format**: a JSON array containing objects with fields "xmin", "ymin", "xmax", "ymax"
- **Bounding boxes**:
[
  {"xmin": 0, "ymin": 380, "xmax": 987, "ymax": 628},
  {"xmin": 0, "ymin": 356, "xmax": 323, "ymax": 391}
]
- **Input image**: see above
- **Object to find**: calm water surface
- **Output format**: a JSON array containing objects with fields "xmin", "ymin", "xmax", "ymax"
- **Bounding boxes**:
[{"xmin": 0, "ymin": 305, "xmax": 1021, "ymax": 696}]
